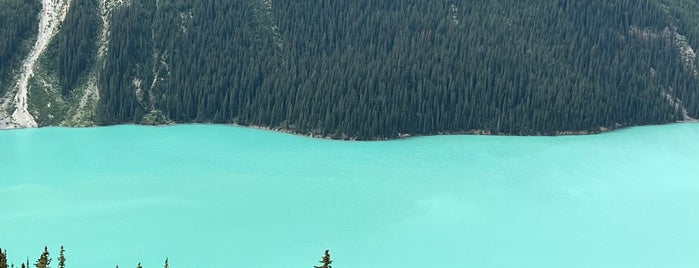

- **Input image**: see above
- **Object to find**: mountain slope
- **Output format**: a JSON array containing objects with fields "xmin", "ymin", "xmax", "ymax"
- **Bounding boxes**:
[{"xmin": 1, "ymin": 0, "xmax": 698, "ymax": 139}]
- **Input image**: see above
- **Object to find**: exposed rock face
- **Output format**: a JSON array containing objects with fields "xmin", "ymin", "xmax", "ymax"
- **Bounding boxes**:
[
  {"xmin": 629, "ymin": 25, "xmax": 699, "ymax": 121},
  {"xmin": 0, "ymin": 0, "xmax": 71, "ymax": 129}
]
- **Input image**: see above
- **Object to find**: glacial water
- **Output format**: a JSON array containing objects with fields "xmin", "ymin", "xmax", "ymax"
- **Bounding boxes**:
[{"xmin": 1, "ymin": 124, "xmax": 698, "ymax": 268}]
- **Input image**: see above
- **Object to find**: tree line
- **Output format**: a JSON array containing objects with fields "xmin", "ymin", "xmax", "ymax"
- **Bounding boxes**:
[
  {"xmin": 0, "ymin": 246, "xmax": 156, "ymax": 268},
  {"xmin": 0, "ymin": 246, "xmax": 333, "ymax": 268},
  {"xmin": 0, "ymin": 246, "xmax": 63, "ymax": 268}
]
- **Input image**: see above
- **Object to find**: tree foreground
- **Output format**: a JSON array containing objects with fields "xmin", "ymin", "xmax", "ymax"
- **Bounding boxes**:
[
  {"xmin": 0, "ymin": 246, "xmax": 336, "ymax": 267},
  {"xmin": 314, "ymin": 250, "xmax": 333, "ymax": 268}
]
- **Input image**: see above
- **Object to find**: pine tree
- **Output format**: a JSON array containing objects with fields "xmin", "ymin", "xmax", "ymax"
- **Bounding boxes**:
[
  {"xmin": 163, "ymin": 258, "xmax": 168, "ymax": 268},
  {"xmin": 34, "ymin": 247, "xmax": 50, "ymax": 268},
  {"xmin": 0, "ymin": 247, "xmax": 7, "ymax": 268},
  {"xmin": 57, "ymin": 246, "xmax": 65, "ymax": 268},
  {"xmin": 314, "ymin": 250, "xmax": 332, "ymax": 268}
]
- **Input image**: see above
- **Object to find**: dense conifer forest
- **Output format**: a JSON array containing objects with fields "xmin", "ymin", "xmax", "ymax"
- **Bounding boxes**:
[
  {"xmin": 2, "ymin": 0, "xmax": 699, "ymax": 139},
  {"xmin": 0, "ymin": 0, "xmax": 41, "ymax": 96}
]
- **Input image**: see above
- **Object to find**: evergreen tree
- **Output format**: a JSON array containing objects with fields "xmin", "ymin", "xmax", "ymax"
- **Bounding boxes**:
[
  {"xmin": 136, "ymin": 262, "xmax": 142, "ymax": 268},
  {"xmin": 314, "ymin": 250, "xmax": 332, "ymax": 268},
  {"xmin": 34, "ymin": 247, "xmax": 50, "ymax": 268},
  {"xmin": 163, "ymin": 258, "xmax": 168, "ymax": 268},
  {"xmin": 0, "ymin": 247, "xmax": 7, "ymax": 268},
  {"xmin": 57, "ymin": 246, "xmax": 65, "ymax": 268}
]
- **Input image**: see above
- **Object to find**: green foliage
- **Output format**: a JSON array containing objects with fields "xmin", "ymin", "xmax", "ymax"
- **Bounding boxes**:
[
  {"xmin": 0, "ymin": 247, "xmax": 336, "ymax": 268},
  {"xmin": 0, "ymin": 247, "xmax": 7, "ymax": 268},
  {"xmin": 27, "ymin": 60, "xmax": 69, "ymax": 127},
  {"xmin": 314, "ymin": 250, "xmax": 332, "ymax": 268},
  {"xmin": 91, "ymin": 0, "xmax": 699, "ymax": 139},
  {"xmin": 139, "ymin": 110, "xmax": 172, "ymax": 125},
  {"xmin": 23, "ymin": 0, "xmax": 101, "ymax": 127},
  {"xmin": 97, "ymin": 0, "xmax": 156, "ymax": 124},
  {"xmin": 34, "ymin": 247, "xmax": 50, "ymax": 268},
  {"xmin": 57, "ymin": 246, "xmax": 65, "ymax": 268},
  {"xmin": 56, "ymin": 0, "xmax": 99, "ymax": 96},
  {"xmin": 658, "ymin": 0, "xmax": 699, "ymax": 44},
  {"xmin": 0, "ymin": 0, "xmax": 41, "ymax": 95}
]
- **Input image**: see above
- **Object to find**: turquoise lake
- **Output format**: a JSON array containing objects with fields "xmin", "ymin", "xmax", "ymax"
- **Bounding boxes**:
[{"xmin": 1, "ymin": 124, "xmax": 698, "ymax": 268}]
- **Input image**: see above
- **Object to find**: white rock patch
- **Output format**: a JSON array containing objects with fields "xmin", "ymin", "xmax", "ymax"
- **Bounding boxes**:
[{"xmin": 0, "ymin": 0, "xmax": 71, "ymax": 129}]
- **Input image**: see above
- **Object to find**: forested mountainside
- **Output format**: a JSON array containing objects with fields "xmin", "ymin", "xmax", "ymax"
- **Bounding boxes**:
[{"xmin": 1, "ymin": 0, "xmax": 698, "ymax": 139}]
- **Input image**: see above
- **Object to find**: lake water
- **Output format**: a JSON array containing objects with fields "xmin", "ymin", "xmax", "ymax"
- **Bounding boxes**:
[{"xmin": 1, "ymin": 124, "xmax": 698, "ymax": 268}]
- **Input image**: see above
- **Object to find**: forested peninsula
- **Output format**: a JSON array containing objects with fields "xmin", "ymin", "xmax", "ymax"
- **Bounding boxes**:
[{"xmin": 1, "ymin": 0, "xmax": 698, "ymax": 139}]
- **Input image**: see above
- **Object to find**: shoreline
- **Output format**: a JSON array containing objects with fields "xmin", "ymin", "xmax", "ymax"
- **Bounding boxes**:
[
  {"xmin": 238, "ymin": 120, "xmax": 699, "ymax": 141},
  {"xmin": 2, "ymin": 120, "xmax": 697, "ymax": 141}
]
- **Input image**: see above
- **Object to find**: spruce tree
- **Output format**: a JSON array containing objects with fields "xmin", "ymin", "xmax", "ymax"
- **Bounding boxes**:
[
  {"xmin": 57, "ymin": 246, "xmax": 65, "ymax": 268},
  {"xmin": 34, "ymin": 247, "xmax": 50, "ymax": 268},
  {"xmin": 314, "ymin": 250, "xmax": 332, "ymax": 268},
  {"xmin": 0, "ymin": 248, "xmax": 7, "ymax": 268}
]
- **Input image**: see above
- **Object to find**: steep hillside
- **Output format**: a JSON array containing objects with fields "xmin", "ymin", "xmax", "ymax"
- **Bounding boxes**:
[
  {"xmin": 0, "ymin": 0, "xmax": 41, "ymax": 95},
  {"xmin": 1, "ymin": 0, "xmax": 698, "ymax": 139},
  {"xmin": 0, "ymin": 0, "xmax": 42, "ymax": 127}
]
